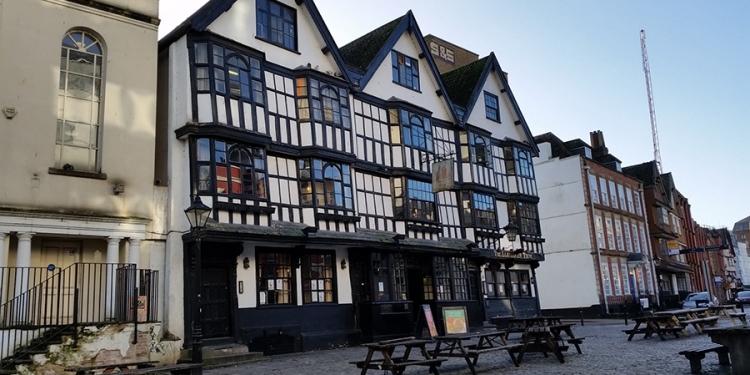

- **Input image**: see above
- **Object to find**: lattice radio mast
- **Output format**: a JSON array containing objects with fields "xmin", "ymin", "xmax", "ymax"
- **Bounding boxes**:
[{"xmin": 640, "ymin": 30, "xmax": 663, "ymax": 174}]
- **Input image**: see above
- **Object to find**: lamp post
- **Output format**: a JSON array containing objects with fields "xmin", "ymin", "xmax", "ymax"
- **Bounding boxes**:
[{"xmin": 185, "ymin": 196, "xmax": 211, "ymax": 374}]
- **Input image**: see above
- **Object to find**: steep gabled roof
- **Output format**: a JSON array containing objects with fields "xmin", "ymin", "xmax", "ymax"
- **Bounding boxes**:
[
  {"xmin": 440, "ymin": 57, "xmax": 490, "ymax": 109},
  {"xmin": 158, "ymin": 0, "xmax": 352, "ymax": 84},
  {"xmin": 339, "ymin": 15, "xmax": 404, "ymax": 72},
  {"xmin": 623, "ymin": 161, "xmax": 657, "ymax": 186},
  {"xmin": 338, "ymin": 11, "xmax": 459, "ymax": 124},
  {"xmin": 441, "ymin": 52, "xmax": 538, "ymax": 155}
]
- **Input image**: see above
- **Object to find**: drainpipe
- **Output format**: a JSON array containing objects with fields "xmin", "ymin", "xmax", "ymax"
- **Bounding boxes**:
[{"xmin": 584, "ymin": 165, "xmax": 609, "ymax": 315}]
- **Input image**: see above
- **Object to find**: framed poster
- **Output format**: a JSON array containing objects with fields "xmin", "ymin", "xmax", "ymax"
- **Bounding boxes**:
[{"xmin": 442, "ymin": 306, "xmax": 468, "ymax": 334}]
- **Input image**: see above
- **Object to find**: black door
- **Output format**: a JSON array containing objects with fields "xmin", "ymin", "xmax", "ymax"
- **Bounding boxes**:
[{"xmin": 202, "ymin": 265, "xmax": 232, "ymax": 338}]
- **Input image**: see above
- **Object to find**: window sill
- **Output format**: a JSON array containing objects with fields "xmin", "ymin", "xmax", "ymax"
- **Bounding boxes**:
[
  {"xmin": 48, "ymin": 168, "xmax": 107, "ymax": 180},
  {"xmin": 407, "ymin": 223, "xmax": 442, "ymax": 234},
  {"xmin": 255, "ymin": 36, "xmax": 300, "ymax": 55},
  {"xmin": 315, "ymin": 212, "xmax": 361, "ymax": 224},
  {"xmin": 392, "ymin": 80, "xmax": 421, "ymax": 93},
  {"xmin": 214, "ymin": 201, "xmax": 276, "ymax": 214}
]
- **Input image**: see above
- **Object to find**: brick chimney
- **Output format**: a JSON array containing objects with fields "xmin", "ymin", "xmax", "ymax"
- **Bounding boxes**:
[{"xmin": 590, "ymin": 130, "xmax": 609, "ymax": 159}]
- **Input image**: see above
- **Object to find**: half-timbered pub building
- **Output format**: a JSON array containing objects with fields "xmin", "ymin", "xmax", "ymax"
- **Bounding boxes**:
[{"xmin": 156, "ymin": 0, "xmax": 544, "ymax": 354}]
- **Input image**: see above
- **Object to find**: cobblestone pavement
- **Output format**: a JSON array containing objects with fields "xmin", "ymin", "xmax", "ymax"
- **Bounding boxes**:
[{"xmin": 206, "ymin": 318, "xmax": 743, "ymax": 375}]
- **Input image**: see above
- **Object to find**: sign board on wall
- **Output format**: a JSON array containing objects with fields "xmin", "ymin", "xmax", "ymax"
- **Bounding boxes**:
[
  {"xmin": 666, "ymin": 240, "xmax": 680, "ymax": 256},
  {"xmin": 432, "ymin": 159, "xmax": 454, "ymax": 192}
]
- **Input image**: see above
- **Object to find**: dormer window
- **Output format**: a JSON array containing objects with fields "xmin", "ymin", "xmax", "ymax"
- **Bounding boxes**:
[
  {"xmin": 484, "ymin": 92, "xmax": 500, "ymax": 122},
  {"xmin": 391, "ymin": 51, "xmax": 419, "ymax": 91},
  {"xmin": 256, "ymin": 0, "xmax": 296, "ymax": 50}
]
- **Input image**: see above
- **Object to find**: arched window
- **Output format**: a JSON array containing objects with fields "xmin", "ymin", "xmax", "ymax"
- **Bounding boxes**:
[
  {"xmin": 226, "ymin": 55, "xmax": 251, "ymax": 98},
  {"xmin": 320, "ymin": 86, "xmax": 341, "ymax": 125},
  {"xmin": 298, "ymin": 159, "xmax": 352, "ymax": 209},
  {"xmin": 196, "ymin": 138, "xmax": 267, "ymax": 199},
  {"xmin": 56, "ymin": 30, "xmax": 104, "ymax": 172}
]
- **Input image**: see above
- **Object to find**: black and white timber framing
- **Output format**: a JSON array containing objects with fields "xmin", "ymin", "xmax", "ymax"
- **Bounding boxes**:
[{"xmin": 158, "ymin": 0, "xmax": 546, "ymax": 352}]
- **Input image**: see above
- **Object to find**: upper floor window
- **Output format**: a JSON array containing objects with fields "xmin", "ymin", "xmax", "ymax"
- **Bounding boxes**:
[
  {"xmin": 589, "ymin": 174, "xmax": 600, "ymax": 204},
  {"xmin": 399, "ymin": 109, "xmax": 433, "ymax": 152},
  {"xmin": 609, "ymin": 180, "xmax": 618, "ymax": 209},
  {"xmin": 299, "ymin": 159, "xmax": 353, "ymax": 209},
  {"xmin": 617, "ymin": 184, "xmax": 626, "ymax": 210},
  {"xmin": 504, "ymin": 147, "xmax": 534, "ymax": 178},
  {"xmin": 484, "ymin": 92, "xmax": 500, "ymax": 122},
  {"xmin": 296, "ymin": 77, "xmax": 350, "ymax": 128},
  {"xmin": 256, "ymin": 0, "xmax": 296, "ymax": 50},
  {"xmin": 394, "ymin": 179, "xmax": 436, "ymax": 221},
  {"xmin": 193, "ymin": 42, "xmax": 264, "ymax": 104},
  {"xmin": 460, "ymin": 132, "xmax": 492, "ymax": 166},
  {"xmin": 56, "ymin": 30, "xmax": 104, "ymax": 173},
  {"xmin": 392, "ymin": 51, "xmax": 419, "ymax": 91},
  {"xmin": 461, "ymin": 192, "xmax": 496, "ymax": 228},
  {"xmin": 626, "ymin": 187, "xmax": 635, "ymax": 213},
  {"xmin": 196, "ymin": 138, "xmax": 267, "ymax": 199},
  {"xmin": 599, "ymin": 177, "xmax": 610, "ymax": 206},
  {"xmin": 657, "ymin": 207, "xmax": 669, "ymax": 225},
  {"xmin": 508, "ymin": 201, "xmax": 540, "ymax": 235}
]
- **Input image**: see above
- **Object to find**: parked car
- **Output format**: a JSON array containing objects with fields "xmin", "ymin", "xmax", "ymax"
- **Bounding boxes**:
[
  {"xmin": 681, "ymin": 292, "xmax": 719, "ymax": 309},
  {"xmin": 734, "ymin": 290, "xmax": 750, "ymax": 305}
]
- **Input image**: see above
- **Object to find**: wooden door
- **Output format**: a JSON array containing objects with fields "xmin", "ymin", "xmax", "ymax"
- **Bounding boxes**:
[
  {"xmin": 41, "ymin": 241, "xmax": 81, "ymax": 325},
  {"xmin": 201, "ymin": 265, "xmax": 232, "ymax": 338}
]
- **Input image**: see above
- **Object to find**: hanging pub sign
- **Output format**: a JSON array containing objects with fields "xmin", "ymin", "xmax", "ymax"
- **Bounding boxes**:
[{"xmin": 432, "ymin": 158, "xmax": 454, "ymax": 193}]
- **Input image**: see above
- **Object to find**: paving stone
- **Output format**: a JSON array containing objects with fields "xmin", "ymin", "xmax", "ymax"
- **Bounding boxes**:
[{"xmin": 206, "ymin": 318, "xmax": 743, "ymax": 375}]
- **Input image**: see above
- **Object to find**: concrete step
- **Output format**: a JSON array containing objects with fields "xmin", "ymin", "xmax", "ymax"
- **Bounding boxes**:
[{"xmin": 203, "ymin": 352, "xmax": 264, "ymax": 369}]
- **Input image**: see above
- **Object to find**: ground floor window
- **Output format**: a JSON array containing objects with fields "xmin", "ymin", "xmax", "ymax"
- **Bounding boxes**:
[
  {"xmin": 258, "ymin": 252, "xmax": 293, "ymax": 305},
  {"xmin": 509, "ymin": 270, "xmax": 532, "ymax": 297},
  {"xmin": 434, "ymin": 256, "xmax": 471, "ymax": 301},
  {"xmin": 302, "ymin": 253, "xmax": 335, "ymax": 303},
  {"xmin": 372, "ymin": 252, "xmax": 407, "ymax": 301},
  {"xmin": 485, "ymin": 269, "xmax": 507, "ymax": 298}
]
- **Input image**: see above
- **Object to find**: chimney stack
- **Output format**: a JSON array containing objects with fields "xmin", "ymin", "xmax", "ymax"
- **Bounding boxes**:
[{"xmin": 590, "ymin": 130, "xmax": 609, "ymax": 159}]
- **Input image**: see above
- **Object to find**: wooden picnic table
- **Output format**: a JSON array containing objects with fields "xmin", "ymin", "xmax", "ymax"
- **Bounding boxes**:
[
  {"xmin": 507, "ymin": 316, "xmax": 563, "ymax": 333},
  {"xmin": 515, "ymin": 326, "xmax": 566, "ymax": 364},
  {"xmin": 431, "ymin": 330, "xmax": 521, "ymax": 375},
  {"xmin": 64, "ymin": 360, "xmax": 158, "ymax": 375},
  {"xmin": 623, "ymin": 315, "xmax": 685, "ymax": 341},
  {"xmin": 708, "ymin": 305, "xmax": 747, "ymax": 325},
  {"xmin": 350, "ymin": 337, "xmax": 446, "ymax": 375},
  {"xmin": 654, "ymin": 308, "xmax": 718, "ymax": 334}
]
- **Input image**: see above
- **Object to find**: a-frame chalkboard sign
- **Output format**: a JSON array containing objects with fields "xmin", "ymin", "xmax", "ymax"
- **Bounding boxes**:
[{"xmin": 415, "ymin": 304, "xmax": 439, "ymax": 339}]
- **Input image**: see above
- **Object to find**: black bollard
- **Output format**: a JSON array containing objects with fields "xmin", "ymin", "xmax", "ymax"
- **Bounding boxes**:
[{"xmin": 580, "ymin": 307, "xmax": 584, "ymax": 326}]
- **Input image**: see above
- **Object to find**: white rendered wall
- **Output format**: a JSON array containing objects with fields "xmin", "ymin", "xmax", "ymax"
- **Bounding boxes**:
[
  {"xmin": 534, "ymin": 143, "xmax": 600, "ymax": 309},
  {"xmin": 361, "ymin": 34, "xmax": 453, "ymax": 122},
  {"xmin": 465, "ymin": 72, "xmax": 529, "ymax": 144},
  {"xmin": 207, "ymin": 0, "xmax": 341, "ymax": 77}
]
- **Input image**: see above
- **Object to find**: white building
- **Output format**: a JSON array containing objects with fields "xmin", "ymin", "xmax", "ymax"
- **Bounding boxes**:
[
  {"xmin": 0, "ymin": 0, "xmax": 161, "ymax": 373},
  {"xmin": 534, "ymin": 132, "xmax": 658, "ymax": 317}
]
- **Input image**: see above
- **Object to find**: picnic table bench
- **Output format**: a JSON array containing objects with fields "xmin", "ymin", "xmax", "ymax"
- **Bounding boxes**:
[
  {"xmin": 350, "ymin": 337, "xmax": 445, "ymax": 375},
  {"xmin": 623, "ymin": 316, "xmax": 684, "ymax": 341},
  {"xmin": 95, "ymin": 363, "xmax": 202, "ymax": 375},
  {"xmin": 680, "ymin": 316, "xmax": 719, "ymax": 334},
  {"xmin": 431, "ymin": 331, "xmax": 520, "ymax": 375},
  {"xmin": 727, "ymin": 312, "xmax": 747, "ymax": 325},
  {"xmin": 678, "ymin": 344, "xmax": 730, "ymax": 374},
  {"xmin": 64, "ymin": 361, "xmax": 158, "ymax": 375}
]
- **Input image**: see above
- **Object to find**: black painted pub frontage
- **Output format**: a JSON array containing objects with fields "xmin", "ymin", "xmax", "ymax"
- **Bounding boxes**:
[{"xmin": 182, "ymin": 226, "xmax": 542, "ymax": 353}]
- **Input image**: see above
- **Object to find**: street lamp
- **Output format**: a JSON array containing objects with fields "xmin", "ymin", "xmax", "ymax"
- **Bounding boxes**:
[
  {"xmin": 503, "ymin": 223, "xmax": 519, "ymax": 242},
  {"xmin": 184, "ymin": 196, "xmax": 211, "ymax": 374}
]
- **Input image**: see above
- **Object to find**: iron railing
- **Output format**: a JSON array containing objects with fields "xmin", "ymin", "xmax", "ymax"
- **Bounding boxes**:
[{"xmin": 0, "ymin": 263, "xmax": 159, "ymax": 362}]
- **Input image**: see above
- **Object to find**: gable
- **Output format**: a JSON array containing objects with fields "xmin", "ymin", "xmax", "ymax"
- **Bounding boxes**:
[
  {"xmin": 186, "ymin": 0, "xmax": 346, "ymax": 77},
  {"xmin": 467, "ymin": 71, "xmax": 531, "ymax": 144},
  {"xmin": 361, "ymin": 32, "xmax": 454, "ymax": 122}
]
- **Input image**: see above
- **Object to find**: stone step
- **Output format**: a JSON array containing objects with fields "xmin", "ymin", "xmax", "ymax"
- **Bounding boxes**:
[
  {"xmin": 203, "ymin": 344, "xmax": 250, "ymax": 358},
  {"xmin": 203, "ymin": 352, "xmax": 264, "ymax": 369},
  {"xmin": 180, "ymin": 344, "xmax": 263, "ymax": 369}
]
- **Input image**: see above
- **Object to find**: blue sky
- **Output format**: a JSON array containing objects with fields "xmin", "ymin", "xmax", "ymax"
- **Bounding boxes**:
[{"xmin": 159, "ymin": 0, "xmax": 750, "ymax": 229}]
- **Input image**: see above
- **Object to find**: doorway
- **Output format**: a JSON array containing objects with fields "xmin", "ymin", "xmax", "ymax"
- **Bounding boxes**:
[
  {"xmin": 41, "ymin": 241, "xmax": 81, "ymax": 324},
  {"xmin": 201, "ymin": 263, "xmax": 233, "ymax": 339}
]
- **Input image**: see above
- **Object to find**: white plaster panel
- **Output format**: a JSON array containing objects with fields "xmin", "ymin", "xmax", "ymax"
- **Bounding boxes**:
[
  {"xmin": 216, "ymin": 96, "xmax": 227, "ymax": 124},
  {"xmin": 237, "ymin": 244, "xmax": 256, "ymax": 308},
  {"xmin": 197, "ymin": 94, "xmax": 213, "ymax": 123},
  {"xmin": 361, "ymin": 35, "xmax": 452, "ymax": 122},
  {"xmin": 536, "ymin": 249, "xmax": 599, "ymax": 309},
  {"xmin": 337, "ymin": 248, "xmax": 353, "ymax": 304},
  {"xmin": 230, "ymin": 99, "xmax": 240, "ymax": 127},
  {"xmin": 465, "ymin": 73, "xmax": 528, "ymax": 144},
  {"xmin": 256, "ymin": 106, "xmax": 267, "ymax": 134}
]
